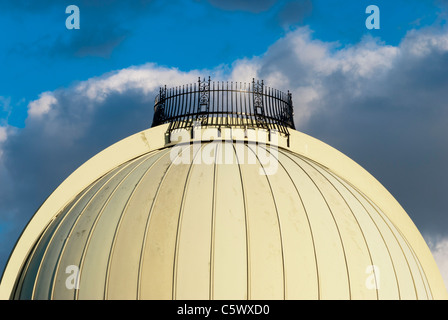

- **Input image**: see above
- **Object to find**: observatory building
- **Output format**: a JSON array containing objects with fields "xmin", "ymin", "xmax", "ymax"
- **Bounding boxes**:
[{"xmin": 0, "ymin": 78, "xmax": 447, "ymax": 300}]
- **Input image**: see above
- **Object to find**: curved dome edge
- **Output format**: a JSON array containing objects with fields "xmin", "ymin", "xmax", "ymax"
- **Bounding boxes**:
[
  {"xmin": 1, "ymin": 125, "xmax": 446, "ymax": 299},
  {"xmin": 288, "ymin": 130, "xmax": 448, "ymax": 299},
  {"xmin": 0, "ymin": 124, "xmax": 169, "ymax": 299}
]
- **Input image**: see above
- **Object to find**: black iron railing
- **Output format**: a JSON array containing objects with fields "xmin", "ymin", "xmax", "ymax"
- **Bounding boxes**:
[{"xmin": 151, "ymin": 77, "xmax": 295, "ymax": 136}]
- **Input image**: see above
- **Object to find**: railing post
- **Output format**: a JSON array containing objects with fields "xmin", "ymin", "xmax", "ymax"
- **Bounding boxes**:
[
  {"xmin": 287, "ymin": 90, "xmax": 295, "ymax": 130},
  {"xmin": 152, "ymin": 86, "xmax": 166, "ymax": 127},
  {"xmin": 197, "ymin": 76, "xmax": 211, "ymax": 124},
  {"xmin": 253, "ymin": 78, "xmax": 266, "ymax": 129}
]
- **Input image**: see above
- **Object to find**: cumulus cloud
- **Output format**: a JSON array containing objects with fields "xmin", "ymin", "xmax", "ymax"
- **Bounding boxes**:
[
  {"xmin": 2, "ymin": 25, "xmax": 448, "ymax": 287},
  {"xmin": 0, "ymin": 64, "xmax": 204, "ymax": 275},
  {"xmin": 258, "ymin": 27, "xmax": 448, "ymax": 234},
  {"xmin": 0, "ymin": 126, "xmax": 7, "ymax": 160},
  {"xmin": 0, "ymin": 127, "xmax": 6, "ymax": 143},
  {"xmin": 0, "ymin": 97, "xmax": 12, "ymax": 127},
  {"xmin": 241, "ymin": 26, "xmax": 448, "ymax": 282},
  {"xmin": 426, "ymin": 236, "xmax": 448, "ymax": 290},
  {"xmin": 27, "ymin": 92, "xmax": 57, "ymax": 117},
  {"xmin": 5, "ymin": 64, "xmax": 203, "ymax": 192}
]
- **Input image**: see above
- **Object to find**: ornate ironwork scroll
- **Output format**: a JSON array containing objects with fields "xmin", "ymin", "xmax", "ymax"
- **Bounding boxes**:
[
  {"xmin": 153, "ymin": 85, "xmax": 166, "ymax": 125},
  {"xmin": 252, "ymin": 79, "xmax": 266, "ymax": 128},
  {"xmin": 287, "ymin": 91, "xmax": 295, "ymax": 129},
  {"xmin": 197, "ymin": 76, "xmax": 211, "ymax": 124}
]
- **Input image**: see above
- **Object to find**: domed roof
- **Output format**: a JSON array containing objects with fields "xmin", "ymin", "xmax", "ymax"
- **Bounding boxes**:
[
  {"xmin": 1, "ymin": 80, "xmax": 446, "ymax": 300},
  {"xmin": 3, "ymin": 128, "xmax": 446, "ymax": 300}
]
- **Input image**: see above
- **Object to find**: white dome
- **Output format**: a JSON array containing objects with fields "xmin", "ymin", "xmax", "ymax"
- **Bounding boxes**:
[
  {"xmin": 2, "ymin": 125, "xmax": 447, "ymax": 300},
  {"xmin": 1, "ymin": 78, "xmax": 446, "ymax": 299}
]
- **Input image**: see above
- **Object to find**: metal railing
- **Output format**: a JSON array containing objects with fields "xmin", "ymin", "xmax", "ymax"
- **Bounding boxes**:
[{"xmin": 151, "ymin": 77, "xmax": 295, "ymax": 136}]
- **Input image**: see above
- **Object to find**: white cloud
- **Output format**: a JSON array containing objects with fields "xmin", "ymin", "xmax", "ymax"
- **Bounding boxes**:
[
  {"xmin": 401, "ymin": 28, "xmax": 448, "ymax": 57},
  {"xmin": 0, "ymin": 96, "xmax": 11, "ymax": 113},
  {"xmin": 235, "ymin": 28, "xmax": 402, "ymax": 124},
  {"xmin": 25, "ymin": 64, "xmax": 204, "ymax": 120},
  {"xmin": 74, "ymin": 64, "xmax": 204, "ymax": 103},
  {"xmin": 334, "ymin": 39, "xmax": 399, "ymax": 79},
  {"xmin": 26, "ymin": 26, "xmax": 444, "ymax": 127},
  {"xmin": 0, "ymin": 126, "xmax": 7, "ymax": 143},
  {"xmin": 28, "ymin": 92, "xmax": 57, "ymax": 117},
  {"xmin": 2, "ymin": 25, "xmax": 448, "ymax": 285},
  {"xmin": 426, "ymin": 236, "xmax": 448, "ymax": 291},
  {"xmin": 228, "ymin": 58, "xmax": 260, "ymax": 82},
  {"xmin": 0, "ymin": 126, "xmax": 8, "ymax": 159}
]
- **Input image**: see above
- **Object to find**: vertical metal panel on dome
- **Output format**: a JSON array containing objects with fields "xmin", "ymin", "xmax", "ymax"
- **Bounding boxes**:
[
  {"xmin": 363, "ymin": 196, "xmax": 432, "ymax": 299},
  {"xmin": 310, "ymin": 161, "xmax": 395, "ymax": 299},
  {"xmin": 238, "ymin": 143, "xmax": 285, "ymax": 299},
  {"xmin": 256, "ymin": 146, "xmax": 319, "ymax": 300},
  {"xmin": 137, "ymin": 145, "xmax": 200, "ymax": 299},
  {"xmin": 52, "ymin": 155, "xmax": 153, "ymax": 300},
  {"xmin": 294, "ymin": 154, "xmax": 376, "ymax": 299},
  {"xmin": 9, "ymin": 138, "xmax": 437, "ymax": 300},
  {"xmin": 13, "ymin": 187, "xmax": 89, "ymax": 300},
  {"xmin": 105, "ymin": 149, "xmax": 174, "ymax": 299},
  {"xmin": 77, "ymin": 152, "xmax": 165, "ymax": 299},
  {"xmin": 312, "ymin": 158, "xmax": 431, "ymax": 299},
  {"xmin": 173, "ymin": 143, "xmax": 215, "ymax": 299},
  {"xmin": 211, "ymin": 143, "xmax": 247, "ymax": 300},
  {"xmin": 279, "ymin": 151, "xmax": 350, "ymax": 299},
  {"xmin": 33, "ymin": 167, "xmax": 122, "ymax": 299}
]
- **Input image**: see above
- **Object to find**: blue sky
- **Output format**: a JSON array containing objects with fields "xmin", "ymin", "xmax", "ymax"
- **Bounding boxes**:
[
  {"xmin": 1, "ymin": 0, "xmax": 448, "ymax": 288},
  {"xmin": 0, "ymin": 0, "xmax": 444, "ymax": 127}
]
